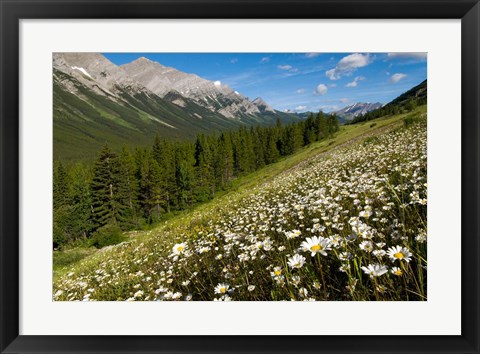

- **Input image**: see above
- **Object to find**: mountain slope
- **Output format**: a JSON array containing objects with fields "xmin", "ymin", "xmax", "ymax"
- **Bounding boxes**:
[{"xmin": 53, "ymin": 53, "xmax": 298, "ymax": 160}]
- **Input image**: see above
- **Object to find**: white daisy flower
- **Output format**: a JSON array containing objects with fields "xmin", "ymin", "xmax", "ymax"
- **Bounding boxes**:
[
  {"xmin": 387, "ymin": 245, "xmax": 412, "ymax": 262},
  {"xmin": 214, "ymin": 283, "xmax": 230, "ymax": 294},
  {"xmin": 391, "ymin": 267, "xmax": 403, "ymax": 276},
  {"xmin": 361, "ymin": 264, "xmax": 388, "ymax": 277},
  {"xmin": 300, "ymin": 236, "xmax": 332, "ymax": 257},
  {"xmin": 271, "ymin": 266, "xmax": 283, "ymax": 277},
  {"xmin": 287, "ymin": 254, "xmax": 306, "ymax": 269},
  {"xmin": 172, "ymin": 242, "xmax": 187, "ymax": 255}
]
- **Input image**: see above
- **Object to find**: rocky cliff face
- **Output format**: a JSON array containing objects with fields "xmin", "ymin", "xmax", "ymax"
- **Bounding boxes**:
[{"xmin": 121, "ymin": 57, "xmax": 264, "ymax": 119}]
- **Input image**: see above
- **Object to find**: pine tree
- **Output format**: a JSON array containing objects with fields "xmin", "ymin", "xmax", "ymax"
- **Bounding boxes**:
[
  {"xmin": 137, "ymin": 149, "xmax": 164, "ymax": 223},
  {"xmin": 193, "ymin": 134, "xmax": 215, "ymax": 201},
  {"xmin": 175, "ymin": 143, "xmax": 195, "ymax": 209},
  {"xmin": 90, "ymin": 144, "xmax": 123, "ymax": 228},
  {"xmin": 253, "ymin": 127, "xmax": 266, "ymax": 169},
  {"xmin": 215, "ymin": 132, "xmax": 234, "ymax": 187},
  {"xmin": 117, "ymin": 147, "xmax": 139, "ymax": 228},
  {"xmin": 53, "ymin": 161, "xmax": 70, "ymax": 209},
  {"xmin": 68, "ymin": 163, "xmax": 94, "ymax": 239},
  {"xmin": 264, "ymin": 128, "xmax": 280, "ymax": 164},
  {"xmin": 303, "ymin": 113, "xmax": 316, "ymax": 145},
  {"xmin": 315, "ymin": 111, "xmax": 328, "ymax": 140},
  {"xmin": 326, "ymin": 114, "xmax": 340, "ymax": 137}
]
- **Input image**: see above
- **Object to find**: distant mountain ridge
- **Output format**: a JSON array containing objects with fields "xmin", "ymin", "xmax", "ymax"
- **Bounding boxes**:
[
  {"xmin": 332, "ymin": 102, "xmax": 383, "ymax": 121},
  {"xmin": 53, "ymin": 53, "xmax": 298, "ymax": 160},
  {"xmin": 349, "ymin": 79, "xmax": 427, "ymax": 124}
]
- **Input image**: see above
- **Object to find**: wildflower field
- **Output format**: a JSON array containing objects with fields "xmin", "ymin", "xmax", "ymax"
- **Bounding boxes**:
[{"xmin": 54, "ymin": 112, "xmax": 427, "ymax": 301}]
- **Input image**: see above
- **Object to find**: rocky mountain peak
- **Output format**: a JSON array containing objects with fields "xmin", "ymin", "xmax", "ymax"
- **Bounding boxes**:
[{"xmin": 252, "ymin": 97, "xmax": 275, "ymax": 113}]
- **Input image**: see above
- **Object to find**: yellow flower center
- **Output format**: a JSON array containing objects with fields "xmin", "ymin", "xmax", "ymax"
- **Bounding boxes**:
[
  {"xmin": 311, "ymin": 244, "xmax": 322, "ymax": 251},
  {"xmin": 274, "ymin": 270, "xmax": 281, "ymax": 276},
  {"xmin": 394, "ymin": 252, "xmax": 404, "ymax": 259},
  {"xmin": 394, "ymin": 269, "xmax": 403, "ymax": 276},
  {"xmin": 220, "ymin": 287, "xmax": 226, "ymax": 293},
  {"xmin": 177, "ymin": 246, "xmax": 184, "ymax": 252}
]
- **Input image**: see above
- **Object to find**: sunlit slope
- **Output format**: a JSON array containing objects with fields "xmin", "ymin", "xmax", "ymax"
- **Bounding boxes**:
[{"xmin": 53, "ymin": 107, "xmax": 427, "ymax": 301}]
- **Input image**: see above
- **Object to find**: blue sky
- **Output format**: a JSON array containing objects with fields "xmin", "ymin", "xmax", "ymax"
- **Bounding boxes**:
[{"xmin": 103, "ymin": 52, "xmax": 427, "ymax": 113}]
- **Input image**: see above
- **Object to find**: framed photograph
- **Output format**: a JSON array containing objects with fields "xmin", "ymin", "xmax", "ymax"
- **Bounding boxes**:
[{"xmin": 1, "ymin": 0, "xmax": 479, "ymax": 353}]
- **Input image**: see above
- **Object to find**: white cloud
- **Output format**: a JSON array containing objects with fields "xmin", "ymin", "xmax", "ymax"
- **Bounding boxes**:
[
  {"xmin": 305, "ymin": 53, "xmax": 320, "ymax": 58},
  {"xmin": 296, "ymin": 88, "xmax": 306, "ymax": 94},
  {"xmin": 387, "ymin": 53, "xmax": 427, "ymax": 60},
  {"xmin": 314, "ymin": 84, "xmax": 328, "ymax": 96},
  {"xmin": 339, "ymin": 98, "xmax": 350, "ymax": 104},
  {"xmin": 278, "ymin": 65, "xmax": 293, "ymax": 70},
  {"xmin": 230, "ymin": 58, "xmax": 238, "ymax": 64},
  {"xmin": 295, "ymin": 105, "xmax": 308, "ymax": 111},
  {"xmin": 329, "ymin": 83, "xmax": 337, "ymax": 88},
  {"xmin": 260, "ymin": 57, "xmax": 270, "ymax": 64},
  {"xmin": 390, "ymin": 73, "xmax": 407, "ymax": 83},
  {"xmin": 326, "ymin": 53, "xmax": 372, "ymax": 80},
  {"xmin": 213, "ymin": 80, "xmax": 222, "ymax": 87},
  {"xmin": 346, "ymin": 76, "xmax": 365, "ymax": 88}
]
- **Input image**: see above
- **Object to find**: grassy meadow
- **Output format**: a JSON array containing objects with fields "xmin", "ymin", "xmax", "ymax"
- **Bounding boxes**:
[{"xmin": 53, "ymin": 107, "xmax": 427, "ymax": 301}]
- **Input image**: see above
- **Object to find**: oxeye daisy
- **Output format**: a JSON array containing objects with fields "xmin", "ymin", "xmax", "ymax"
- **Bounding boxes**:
[
  {"xmin": 391, "ymin": 267, "xmax": 403, "ymax": 276},
  {"xmin": 361, "ymin": 263, "xmax": 388, "ymax": 277},
  {"xmin": 287, "ymin": 254, "xmax": 306, "ymax": 269},
  {"xmin": 300, "ymin": 236, "xmax": 332, "ymax": 257},
  {"xmin": 271, "ymin": 266, "xmax": 283, "ymax": 277},
  {"xmin": 387, "ymin": 245, "xmax": 412, "ymax": 262},
  {"xmin": 172, "ymin": 242, "xmax": 187, "ymax": 255},
  {"xmin": 214, "ymin": 283, "xmax": 230, "ymax": 294}
]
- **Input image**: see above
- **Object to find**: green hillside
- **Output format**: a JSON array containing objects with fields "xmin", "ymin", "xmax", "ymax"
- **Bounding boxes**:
[{"xmin": 53, "ymin": 106, "xmax": 427, "ymax": 301}]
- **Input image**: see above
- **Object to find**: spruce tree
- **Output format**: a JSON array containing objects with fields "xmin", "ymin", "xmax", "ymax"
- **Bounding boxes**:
[
  {"xmin": 117, "ymin": 147, "xmax": 139, "ymax": 228},
  {"xmin": 53, "ymin": 161, "xmax": 70, "ymax": 209},
  {"xmin": 91, "ymin": 144, "xmax": 123, "ymax": 228}
]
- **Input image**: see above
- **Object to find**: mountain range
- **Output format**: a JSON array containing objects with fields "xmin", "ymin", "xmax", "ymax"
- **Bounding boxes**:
[{"xmin": 53, "ymin": 53, "xmax": 296, "ymax": 160}]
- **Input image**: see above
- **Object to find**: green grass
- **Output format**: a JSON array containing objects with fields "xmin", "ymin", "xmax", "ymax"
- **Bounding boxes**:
[{"xmin": 53, "ymin": 247, "xmax": 97, "ymax": 278}]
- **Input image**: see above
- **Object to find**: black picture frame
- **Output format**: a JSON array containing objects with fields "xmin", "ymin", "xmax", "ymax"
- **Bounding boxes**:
[{"xmin": 1, "ymin": 0, "xmax": 479, "ymax": 353}]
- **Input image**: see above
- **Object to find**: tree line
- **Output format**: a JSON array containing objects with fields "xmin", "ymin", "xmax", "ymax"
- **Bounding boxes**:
[{"xmin": 53, "ymin": 112, "xmax": 339, "ymax": 249}]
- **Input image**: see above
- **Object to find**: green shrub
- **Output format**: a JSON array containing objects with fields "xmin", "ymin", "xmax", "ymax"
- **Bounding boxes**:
[{"xmin": 90, "ymin": 223, "xmax": 126, "ymax": 249}]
